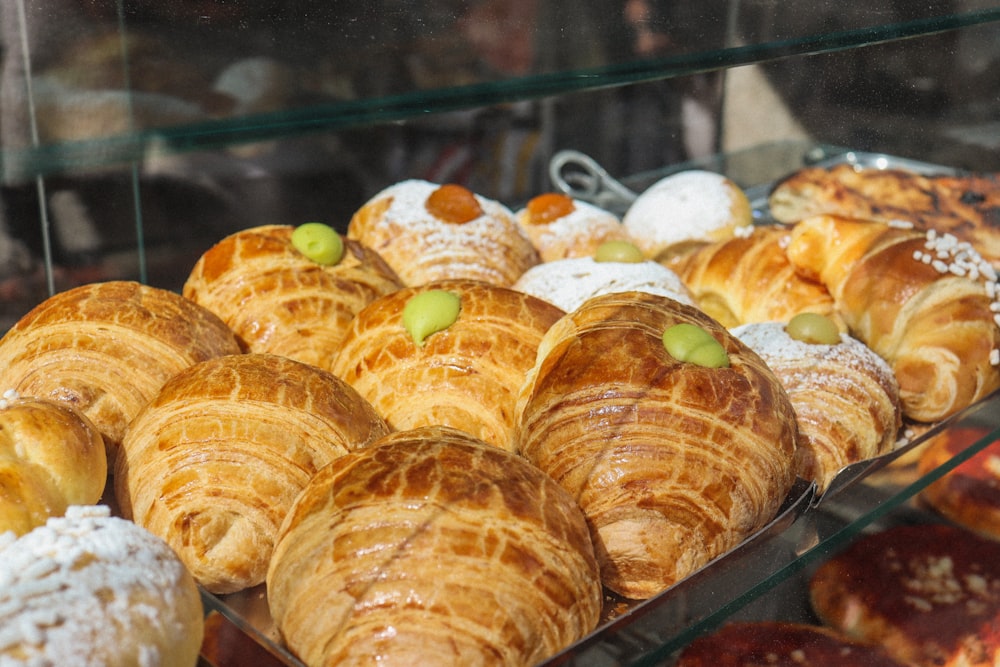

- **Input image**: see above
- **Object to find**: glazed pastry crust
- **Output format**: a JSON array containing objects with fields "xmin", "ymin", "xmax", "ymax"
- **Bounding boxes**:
[
  {"xmin": 785, "ymin": 215, "xmax": 1000, "ymax": 422},
  {"xmin": 116, "ymin": 353, "xmax": 389, "ymax": 594},
  {"xmin": 331, "ymin": 279, "xmax": 564, "ymax": 451},
  {"xmin": 266, "ymin": 425, "xmax": 602, "ymax": 667},
  {"xmin": 183, "ymin": 224, "xmax": 402, "ymax": 371},
  {"xmin": 0, "ymin": 281, "xmax": 241, "ymax": 460},
  {"xmin": 0, "ymin": 395, "xmax": 107, "ymax": 536},
  {"xmin": 515, "ymin": 291, "xmax": 798, "ymax": 599},
  {"xmin": 665, "ymin": 226, "xmax": 844, "ymax": 330}
]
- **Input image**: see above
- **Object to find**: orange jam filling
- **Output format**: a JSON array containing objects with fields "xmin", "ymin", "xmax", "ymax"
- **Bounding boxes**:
[
  {"xmin": 526, "ymin": 192, "xmax": 576, "ymax": 224},
  {"xmin": 426, "ymin": 184, "xmax": 484, "ymax": 223}
]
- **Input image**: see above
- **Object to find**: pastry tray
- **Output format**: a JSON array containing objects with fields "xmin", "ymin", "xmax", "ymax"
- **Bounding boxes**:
[{"xmin": 197, "ymin": 144, "xmax": 995, "ymax": 666}]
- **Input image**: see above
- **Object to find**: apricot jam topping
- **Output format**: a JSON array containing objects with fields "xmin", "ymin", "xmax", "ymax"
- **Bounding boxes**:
[
  {"xmin": 525, "ymin": 192, "xmax": 576, "ymax": 224},
  {"xmin": 425, "ymin": 184, "xmax": 484, "ymax": 224}
]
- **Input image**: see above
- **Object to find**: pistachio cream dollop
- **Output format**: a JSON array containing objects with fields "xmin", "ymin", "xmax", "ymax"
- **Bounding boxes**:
[
  {"xmin": 662, "ymin": 322, "xmax": 730, "ymax": 368},
  {"xmin": 291, "ymin": 222, "xmax": 344, "ymax": 265},
  {"xmin": 403, "ymin": 290, "xmax": 462, "ymax": 346}
]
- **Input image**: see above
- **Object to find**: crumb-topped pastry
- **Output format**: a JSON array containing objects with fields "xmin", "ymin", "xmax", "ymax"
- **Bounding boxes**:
[
  {"xmin": 810, "ymin": 523, "xmax": 1000, "ymax": 667},
  {"xmin": 0, "ymin": 505, "xmax": 204, "ymax": 667},
  {"xmin": 733, "ymin": 318, "xmax": 901, "ymax": 493},
  {"xmin": 347, "ymin": 180, "xmax": 540, "ymax": 287}
]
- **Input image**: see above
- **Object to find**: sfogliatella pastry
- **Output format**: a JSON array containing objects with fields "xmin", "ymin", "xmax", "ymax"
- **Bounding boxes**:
[
  {"xmin": 512, "ymin": 242, "xmax": 694, "ymax": 313},
  {"xmin": 918, "ymin": 426, "xmax": 1000, "ymax": 541},
  {"xmin": 266, "ymin": 425, "xmax": 602, "ymax": 667},
  {"xmin": 515, "ymin": 291, "xmax": 798, "ymax": 599},
  {"xmin": 665, "ymin": 225, "xmax": 844, "ymax": 330},
  {"xmin": 0, "ymin": 391, "xmax": 107, "ymax": 536},
  {"xmin": 786, "ymin": 215, "xmax": 1000, "ymax": 422},
  {"xmin": 347, "ymin": 179, "xmax": 540, "ymax": 287},
  {"xmin": 676, "ymin": 621, "xmax": 905, "ymax": 667},
  {"xmin": 810, "ymin": 523, "xmax": 1000, "ymax": 667},
  {"xmin": 116, "ymin": 353, "xmax": 389, "ymax": 594},
  {"xmin": 331, "ymin": 279, "xmax": 563, "ymax": 451},
  {"xmin": 622, "ymin": 170, "xmax": 753, "ymax": 261},
  {"xmin": 0, "ymin": 281, "xmax": 242, "ymax": 461},
  {"xmin": 515, "ymin": 192, "xmax": 630, "ymax": 261},
  {"xmin": 183, "ymin": 223, "xmax": 403, "ymax": 371},
  {"xmin": 733, "ymin": 317, "xmax": 901, "ymax": 493},
  {"xmin": 0, "ymin": 505, "xmax": 204, "ymax": 667}
]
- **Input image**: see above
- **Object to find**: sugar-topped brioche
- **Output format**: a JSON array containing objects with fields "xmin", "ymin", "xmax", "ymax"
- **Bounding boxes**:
[
  {"xmin": 0, "ymin": 505, "xmax": 204, "ymax": 667},
  {"xmin": 347, "ymin": 180, "xmax": 540, "ymax": 287},
  {"xmin": 623, "ymin": 170, "xmax": 753, "ymax": 260},
  {"xmin": 515, "ymin": 192, "xmax": 630, "ymax": 262},
  {"xmin": 733, "ymin": 318, "xmax": 900, "ymax": 493}
]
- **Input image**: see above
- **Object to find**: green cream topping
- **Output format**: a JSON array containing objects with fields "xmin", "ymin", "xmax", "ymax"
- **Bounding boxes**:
[
  {"xmin": 291, "ymin": 222, "xmax": 344, "ymax": 265},
  {"xmin": 786, "ymin": 312, "xmax": 841, "ymax": 345},
  {"xmin": 403, "ymin": 290, "xmax": 461, "ymax": 346},
  {"xmin": 594, "ymin": 240, "xmax": 645, "ymax": 263},
  {"xmin": 662, "ymin": 322, "xmax": 730, "ymax": 368}
]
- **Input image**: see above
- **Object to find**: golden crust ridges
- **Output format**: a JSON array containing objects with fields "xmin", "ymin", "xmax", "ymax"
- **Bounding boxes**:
[
  {"xmin": 0, "ymin": 281, "xmax": 242, "ymax": 460},
  {"xmin": 785, "ymin": 215, "xmax": 1000, "ymax": 422},
  {"xmin": 267, "ymin": 425, "xmax": 602, "ymax": 667},
  {"xmin": 0, "ymin": 395, "xmax": 107, "ymax": 536},
  {"xmin": 116, "ymin": 352, "xmax": 389, "ymax": 594},
  {"xmin": 331, "ymin": 278, "xmax": 564, "ymax": 451},
  {"xmin": 183, "ymin": 224, "xmax": 403, "ymax": 371},
  {"xmin": 515, "ymin": 291, "xmax": 798, "ymax": 599},
  {"xmin": 768, "ymin": 163, "xmax": 1000, "ymax": 266}
]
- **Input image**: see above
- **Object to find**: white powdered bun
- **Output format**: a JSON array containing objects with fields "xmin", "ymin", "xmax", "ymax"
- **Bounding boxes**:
[
  {"xmin": 0, "ymin": 506, "xmax": 204, "ymax": 667},
  {"xmin": 623, "ymin": 170, "xmax": 753, "ymax": 259},
  {"xmin": 515, "ymin": 194, "xmax": 630, "ymax": 262},
  {"xmin": 512, "ymin": 256, "xmax": 694, "ymax": 313}
]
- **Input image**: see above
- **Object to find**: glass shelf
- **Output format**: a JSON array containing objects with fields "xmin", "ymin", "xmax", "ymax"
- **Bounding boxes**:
[{"xmin": 3, "ymin": 0, "xmax": 1000, "ymax": 181}]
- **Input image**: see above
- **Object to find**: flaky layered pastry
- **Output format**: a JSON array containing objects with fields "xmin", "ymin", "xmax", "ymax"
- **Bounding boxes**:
[
  {"xmin": 0, "ymin": 281, "xmax": 241, "ymax": 461},
  {"xmin": 733, "ymin": 322, "xmax": 901, "ymax": 493},
  {"xmin": 0, "ymin": 393, "xmax": 107, "ymax": 536},
  {"xmin": 514, "ymin": 291, "xmax": 799, "ymax": 599},
  {"xmin": 183, "ymin": 224, "xmax": 402, "ymax": 371},
  {"xmin": 266, "ymin": 425, "xmax": 602, "ymax": 667},
  {"xmin": 665, "ymin": 226, "xmax": 844, "ymax": 330},
  {"xmin": 116, "ymin": 353, "xmax": 389, "ymax": 594},
  {"xmin": 785, "ymin": 215, "xmax": 1000, "ymax": 422},
  {"xmin": 331, "ymin": 279, "xmax": 563, "ymax": 451}
]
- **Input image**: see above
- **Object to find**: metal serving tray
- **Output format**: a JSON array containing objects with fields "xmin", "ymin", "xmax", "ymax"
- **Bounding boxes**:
[{"xmin": 198, "ymin": 143, "xmax": 995, "ymax": 666}]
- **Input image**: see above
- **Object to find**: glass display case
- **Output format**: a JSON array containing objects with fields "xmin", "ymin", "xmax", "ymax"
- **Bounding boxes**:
[{"xmin": 3, "ymin": 2, "xmax": 1000, "ymax": 666}]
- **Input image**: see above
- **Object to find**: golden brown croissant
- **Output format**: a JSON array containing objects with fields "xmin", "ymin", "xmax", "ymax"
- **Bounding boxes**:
[
  {"xmin": 115, "ymin": 353, "xmax": 390, "ymax": 594},
  {"xmin": 266, "ymin": 425, "xmax": 602, "ymax": 667},
  {"xmin": 0, "ymin": 393, "xmax": 107, "ymax": 536},
  {"xmin": 732, "ymin": 321, "xmax": 901, "ymax": 493},
  {"xmin": 664, "ymin": 226, "xmax": 844, "ymax": 330},
  {"xmin": 785, "ymin": 215, "xmax": 1000, "ymax": 422},
  {"xmin": 183, "ymin": 224, "xmax": 403, "ymax": 371},
  {"xmin": 514, "ymin": 291, "xmax": 799, "ymax": 599},
  {"xmin": 347, "ymin": 180, "xmax": 540, "ymax": 287},
  {"xmin": 330, "ymin": 279, "xmax": 564, "ymax": 451},
  {"xmin": 0, "ymin": 281, "xmax": 242, "ymax": 461}
]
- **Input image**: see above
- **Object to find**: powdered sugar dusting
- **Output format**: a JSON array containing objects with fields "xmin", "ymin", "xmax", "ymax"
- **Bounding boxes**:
[
  {"xmin": 732, "ymin": 321, "xmax": 897, "ymax": 393},
  {"xmin": 513, "ymin": 256, "xmax": 694, "ymax": 312},
  {"xmin": 516, "ymin": 198, "xmax": 624, "ymax": 260},
  {"xmin": 0, "ymin": 506, "xmax": 195, "ymax": 666},
  {"xmin": 623, "ymin": 170, "xmax": 745, "ymax": 250}
]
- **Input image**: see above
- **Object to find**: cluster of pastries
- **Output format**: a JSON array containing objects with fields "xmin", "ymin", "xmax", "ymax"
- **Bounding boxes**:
[{"xmin": 0, "ymin": 167, "xmax": 998, "ymax": 666}]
